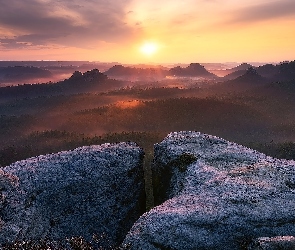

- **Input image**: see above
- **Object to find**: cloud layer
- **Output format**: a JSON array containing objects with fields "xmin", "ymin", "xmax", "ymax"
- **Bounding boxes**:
[
  {"xmin": 0, "ymin": 0, "xmax": 136, "ymax": 49},
  {"xmin": 0, "ymin": 0, "xmax": 294, "ymax": 62},
  {"xmin": 228, "ymin": 0, "xmax": 295, "ymax": 24}
]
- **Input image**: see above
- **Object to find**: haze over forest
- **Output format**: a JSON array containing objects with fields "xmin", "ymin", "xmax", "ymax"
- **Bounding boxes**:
[
  {"xmin": 0, "ymin": 59, "xmax": 295, "ymax": 167},
  {"xmin": 0, "ymin": 0, "xmax": 294, "ymax": 177}
]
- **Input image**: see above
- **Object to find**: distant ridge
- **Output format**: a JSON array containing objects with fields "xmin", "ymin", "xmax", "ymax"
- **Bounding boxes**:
[
  {"xmin": 0, "ymin": 66, "xmax": 52, "ymax": 83},
  {"xmin": 168, "ymin": 63, "xmax": 218, "ymax": 78},
  {"xmin": 223, "ymin": 63, "xmax": 282, "ymax": 80},
  {"xmin": 216, "ymin": 67, "xmax": 268, "ymax": 93},
  {"xmin": 228, "ymin": 67, "xmax": 266, "ymax": 84},
  {"xmin": 104, "ymin": 65, "xmax": 131, "ymax": 76},
  {"xmin": 0, "ymin": 69, "xmax": 110, "ymax": 100},
  {"xmin": 223, "ymin": 63, "xmax": 253, "ymax": 80},
  {"xmin": 104, "ymin": 65, "xmax": 168, "ymax": 81},
  {"xmin": 275, "ymin": 60, "xmax": 295, "ymax": 81},
  {"xmin": 231, "ymin": 62, "xmax": 253, "ymax": 71},
  {"xmin": 223, "ymin": 69, "xmax": 247, "ymax": 80},
  {"xmin": 256, "ymin": 64, "xmax": 278, "ymax": 78}
]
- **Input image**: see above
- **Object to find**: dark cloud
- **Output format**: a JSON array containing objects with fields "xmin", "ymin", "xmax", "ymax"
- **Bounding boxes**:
[
  {"xmin": 0, "ymin": 0, "xmax": 137, "ymax": 50},
  {"xmin": 229, "ymin": 0, "xmax": 295, "ymax": 24}
]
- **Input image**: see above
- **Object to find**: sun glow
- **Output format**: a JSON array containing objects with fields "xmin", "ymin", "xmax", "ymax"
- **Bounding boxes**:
[{"xmin": 140, "ymin": 42, "xmax": 158, "ymax": 56}]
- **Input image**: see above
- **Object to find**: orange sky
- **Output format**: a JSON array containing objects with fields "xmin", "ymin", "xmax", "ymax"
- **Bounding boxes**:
[{"xmin": 0, "ymin": 0, "xmax": 294, "ymax": 63}]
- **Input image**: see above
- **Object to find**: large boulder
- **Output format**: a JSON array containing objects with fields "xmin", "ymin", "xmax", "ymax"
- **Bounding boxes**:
[
  {"xmin": 122, "ymin": 131, "xmax": 295, "ymax": 250},
  {"xmin": 0, "ymin": 142, "xmax": 145, "ymax": 248}
]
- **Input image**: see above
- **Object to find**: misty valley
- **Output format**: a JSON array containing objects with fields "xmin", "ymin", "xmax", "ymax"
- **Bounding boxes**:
[{"xmin": 0, "ymin": 61, "xmax": 295, "ymax": 167}]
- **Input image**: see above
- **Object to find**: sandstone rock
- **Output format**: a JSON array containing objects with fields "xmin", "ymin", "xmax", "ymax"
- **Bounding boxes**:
[
  {"xmin": 248, "ymin": 236, "xmax": 295, "ymax": 250},
  {"xmin": 123, "ymin": 131, "xmax": 295, "ymax": 250},
  {"xmin": 0, "ymin": 142, "xmax": 145, "ymax": 248}
]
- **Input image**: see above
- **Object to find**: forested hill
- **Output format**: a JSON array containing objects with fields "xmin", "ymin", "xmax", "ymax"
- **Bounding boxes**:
[
  {"xmin": 0, "ymin": 69, "xmax": 112, "ymax": 100},
  {"xmin": 0, "ymin": 66, "xmax": 52, "ymax": 83}
]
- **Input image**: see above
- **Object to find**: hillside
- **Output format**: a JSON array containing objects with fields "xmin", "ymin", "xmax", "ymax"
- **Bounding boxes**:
[
  {"xmin": 0, "ymin": 69, "xmax": 113, "ymax": 100},
  {"xmin": 275, "ymin": 60, "xmax": 295, "ymax": 81},
  {"xmin": 221, "ymin": 63, "xmax": 253, "ymax": 79},
  {"xmin": 104, "ymin": 65, "xmax": 168, "ymax": 81},
  {"xmin": 168, "ymin": 63, "xmax": 218, "ymax": 78},
  {"xmin": 0, "ymin": 66, "xmax": 52, "ymax": 84},
  {"xmin": 227, "ymin": 67, "xmax": 266, "ymax": 84},
  {"xmin": 223, "ymin": 61, "xmax": 295, "ymax": 82}
]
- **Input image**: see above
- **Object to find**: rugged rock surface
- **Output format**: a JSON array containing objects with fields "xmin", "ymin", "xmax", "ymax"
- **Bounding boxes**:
[
  {"xmin": 248, "ymin": 236, "xmax": 295, "ymax": 250},
  {"xmin": 123, "ymin": 131, "xmax": 295, "ymax": 250},
  {"xmin": 0, "ymin": 142, "xmax": 145, "ymax": 248}
]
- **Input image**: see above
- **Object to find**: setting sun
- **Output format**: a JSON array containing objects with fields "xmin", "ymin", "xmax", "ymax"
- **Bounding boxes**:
[{"xmin": 140, "ymin": 42, "xmax": 158, "ymax": 56}]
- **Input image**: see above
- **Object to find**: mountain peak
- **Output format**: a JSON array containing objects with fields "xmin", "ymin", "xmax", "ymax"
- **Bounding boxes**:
[
  {"xmin": 188, "ymin": 63, "xmax": 204, "ymax": 68},
  {"xmin": 230, "ymin": 66, "xmax": 264, "ymax": 84},
  {"xmin": 68, "ymin": 69, "xmax": 107, "ymax": 82},
  {"xmin": 245, "ymin": 67, "xmax": 259, "ymax": 75},
  {"xmin": 234, "ymin": 63, "xmax": 253, "ymax": 71}
]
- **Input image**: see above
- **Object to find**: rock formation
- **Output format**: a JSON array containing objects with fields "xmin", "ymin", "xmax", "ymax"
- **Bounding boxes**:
[
  {"xmin": 122, "ymin": 131, "xmax": 295, "ymax": 250},
  {"xmin": 0, "ymin": 142, "xmax": 145, "ymax": 248},
  {"xmin": 248, "ymin": 236, "xmax": 295, "ymax": 250},
  {"xmin": 64, "ymin": 69, "xmax": 108, "ymax": 86}
]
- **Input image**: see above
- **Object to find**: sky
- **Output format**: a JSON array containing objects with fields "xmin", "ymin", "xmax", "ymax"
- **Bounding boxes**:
[{"xmin": 0, "ymin": 0, "xmax": 294, "ymax": 63}]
